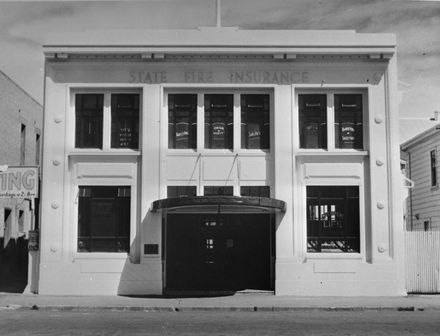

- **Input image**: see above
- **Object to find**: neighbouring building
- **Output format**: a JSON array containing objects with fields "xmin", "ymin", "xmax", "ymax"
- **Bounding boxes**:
[
  {"xmin": 401, "ymin": 122, "xmax": 440, "ymax": 231},
  {"xmin": 0, "ymin": 70, "xmax": 43, "ymax": 292},
  {"xmin": 39, "ymin": 27, "xmax": 405, "ymax": 296}
]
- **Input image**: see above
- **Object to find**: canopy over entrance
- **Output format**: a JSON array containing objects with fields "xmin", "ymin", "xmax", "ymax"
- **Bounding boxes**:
[{"xmin": 151, "ymin": 196, "xmax": 285, "ymax": 214}]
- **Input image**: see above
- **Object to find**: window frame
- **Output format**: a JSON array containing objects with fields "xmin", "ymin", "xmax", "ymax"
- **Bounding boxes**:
[
  {"xmin": 72, "ymin": 182, "xmax": 136, "ymax": 259},
  {"xmin": 296, "ymin": 89, "xmax": 368, "ymax": 152},
  {"xmin": 76, "ymin": 185, "xmax": 131, "ymax": 254},
  {"xmin": 303, "ymin": 179, "xmax": 365, "ymax": 260},
  {"xmin": 164, "ymin": 89, "xmax": 273, "ymax": 154},
  {"xmin": 430, "ymin": 148, "xmax": 437, "ymax": 188},
  {"xmin": 306, "ymin": 185, "xmax": 360, "ymax": 254},
  {"xmin": 69, "ymin": 88, "xmax": 142, "ymax": 153}
]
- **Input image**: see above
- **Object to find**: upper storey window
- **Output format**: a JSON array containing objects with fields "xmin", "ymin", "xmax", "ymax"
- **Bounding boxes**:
[
  {"xmin": 75, "ymin": 94, "xmax": 103, "ymax": 149},
  {"xmin": 111, "ymin": 94, "xmax": 139, "ymax": 149},
  {"xmin": 167, "ymin": 92, "xmax": 271, "ymax": 151},
  {"xmin": 299, "ymin": 94, "xmax": 327, "ymax": 149},
  {"xmin": 204, "ymin": 94, "xmax": 234, "ymax": 149},
  {"xmin": 299, "ymin": 93, "xmax": 364, "ymax": 150},
  {"xmin": 334, "ymin": 94, "xmax": 363, "ymax": 149},
  {"xmin": 75, "ymin": 92, "xmax": 140, "ymax": 150},
  {"xmin": 241, "ymin": 94, "xmax": 270, "ymax": 150},
  {"xmin": 168, "ymin": 94, "xmax": 197, "ymax": 149}
]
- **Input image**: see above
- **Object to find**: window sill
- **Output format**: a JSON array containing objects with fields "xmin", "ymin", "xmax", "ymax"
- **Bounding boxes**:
[
  {"xmin": 296, "ymin": 150, "xmax": 368, "ymax": 157},
  {"xmin": 167, "ymin": 149, "xmax": 271, "ymax": 156},
  {"xmin": 68, "ymin": 150, "xmax": 141, "ymax": 156},
  {"xmin": 306, "ymin": 253, "xmax": 363, "ymax": 261},
  {"xmin": 72, "ymin": 252, "xmax": 130, "ymax": 261}
]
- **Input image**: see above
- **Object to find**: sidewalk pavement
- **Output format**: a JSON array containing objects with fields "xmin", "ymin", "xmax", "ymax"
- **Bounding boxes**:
[{"xmin": 1, "ymin": 293, "xmax": 440, "ymax": 312}]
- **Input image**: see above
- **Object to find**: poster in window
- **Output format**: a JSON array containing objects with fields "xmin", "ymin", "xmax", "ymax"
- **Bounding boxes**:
[
  {"xmin": 247, "ymin": 122, "xmax": 261, "ymax": 149},
  {"xmin": 175, "ymin": 122, "xmax": 189, "ymax": 148},
  {"xmin": 341, "ymin": 122, "xmax": 355, "ymax": 148},
  {"xmin": 118, "ymin": 126, "xmax": 133, "ymax": 148},
  {"xmin": 212, "ymin": 122, "xmax": 225, "ymax": 148},
  {"xmin": 303, "ymin": 122, "xmax": 319, "ymax": 148}
]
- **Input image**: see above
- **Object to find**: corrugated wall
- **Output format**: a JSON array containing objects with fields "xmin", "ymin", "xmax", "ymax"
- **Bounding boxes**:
[{"xmin": 406, "ymin": 231, "xmax": 440, "ymax": 293}]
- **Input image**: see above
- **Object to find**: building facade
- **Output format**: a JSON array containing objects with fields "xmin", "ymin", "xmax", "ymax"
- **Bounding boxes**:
[
  {"xmin": 0, "ymin": 70, "xmax": 43, "ymax": 292},
  {"xmin": 401, "ymin": 124, "xmax": 440, "ymax": 231},
  {"xmin": 39, "ymin": 28, "xmax": 405, "ymax": 296}
]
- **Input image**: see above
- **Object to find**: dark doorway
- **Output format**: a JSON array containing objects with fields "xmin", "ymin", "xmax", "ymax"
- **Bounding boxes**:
[
  {"xmin": 0, "ymin": 209, "xmax": 28, "ymax": 293},
  {"xmin": 165, "ymin": 213, "xmax": 274, "ymax": 292}
]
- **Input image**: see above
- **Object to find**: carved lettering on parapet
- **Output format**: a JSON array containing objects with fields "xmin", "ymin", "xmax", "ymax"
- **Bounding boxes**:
[
  {"xmin": 229, "ymin": 70, "xmax": 309, "ymax": 84},
  {"xmin": 129, "ymin": 71, "xmax": 168, "ymax": 83}
]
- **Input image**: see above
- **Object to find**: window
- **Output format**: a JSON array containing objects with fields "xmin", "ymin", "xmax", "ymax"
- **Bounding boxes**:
[
  {"xmin": 205, "ymin": 94, "xmax": 234, "ymax": 149},
  {"xmin": 18, "ymin": 210, "xmax": 24, "ymax": 233},
  {"xmin": 204, "ymin": 186, "xmax": 233, "ymax": 196},
  {"xmin": 167, "ymin": 186, "xmax": 197, "ymax": 198},
  {"xmin": 111, "ymin": 94, "xmax": 139, "ymax": 149},
  {"xmin": 240, "ymin": 186, "xmax": 270, "ymax": 198},
  {"xmin": 431, "ymin": 149, "xmax": 437, "ymax": 187},
  {"xmin": 168, "ymin": 94, "xmax": 197, "ymax": 149},
  {"xmin": 167, "ymin": 92, "xmax": 271, "ymax": 151},
  {"xmin": 35, "ymin": 133, "xmax": 41, "ymax": 165},
  {"xmin": 334, "ymin": 94, "xmax": 363, "ymax": 149},
  {"xmin": 20, "ymin": 124, "xmax": 26, "ymax": 165},
  {"xmin": 75, "ymin": 92, "xmax": 140, "ymax": 150},
  {"xmin": 75, "ymin": 94, "xmax": 103, "ymax": 148},
  {"xmin": 299, "ymin": 93, "xmax": 364, "ymax": 150},
  {"xmin": 241, "ymin": 94, "xmax": 270, "ymax": 149},
  {"xmin": 299, "ymin": 94, "xmax": 327, "ymax": 149},
  {"xmin": 307, "ymin": 186, "xmax": 360, "ymax": 253},
  {"xmin": 77, "ymin": 186, "xmax": 130, "ymax": 253}
]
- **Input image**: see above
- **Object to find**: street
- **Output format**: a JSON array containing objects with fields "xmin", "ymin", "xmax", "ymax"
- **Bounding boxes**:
[{"xmin": 1, "ymin": 310, "xmax": 440, "ymax": 335}]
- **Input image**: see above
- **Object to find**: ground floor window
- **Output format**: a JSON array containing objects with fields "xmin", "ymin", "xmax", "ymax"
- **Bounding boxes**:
[
  {"xmin": 77, "ymin": 186, "xmax": 131, "ymax": 253},
  {"xmin": 306, "ymin": 186, "xmax": 360, "ymax": 253}
]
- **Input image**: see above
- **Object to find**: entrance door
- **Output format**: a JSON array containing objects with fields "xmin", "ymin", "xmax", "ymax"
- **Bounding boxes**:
[{"xmin": 165, "ymin": 213, "xmax": 273, "ymax": 292}]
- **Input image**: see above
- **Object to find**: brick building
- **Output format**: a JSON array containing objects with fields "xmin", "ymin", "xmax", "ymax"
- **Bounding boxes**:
[{"xmin": 0, "ymin": 70, "xmax": 43, "ymax": 292}]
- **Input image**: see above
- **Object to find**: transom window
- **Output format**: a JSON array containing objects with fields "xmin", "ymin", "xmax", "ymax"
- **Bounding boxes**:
[
  {"xmin": 306, "ymin": 186, "xmax": 360, "ymax": 253},
  {"xmin": 299, "ymin": 93, "xmax": 364, "ymax": 150},
  {"xmin": 77, "ymin": 186, "xmax": 131, "ymax": 253},
  {"xmin": 167, "ymin": 92, "xmax": 271, "ymax": 150},
  {"xmin": 75, "ymin": 92, "xmax": 140, "ymax": 150}
]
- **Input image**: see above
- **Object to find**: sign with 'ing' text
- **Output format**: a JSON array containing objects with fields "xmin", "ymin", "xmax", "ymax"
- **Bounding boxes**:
[{"xmin": 0, "ymin": 166, "xmax": 39, "ymax": 198}]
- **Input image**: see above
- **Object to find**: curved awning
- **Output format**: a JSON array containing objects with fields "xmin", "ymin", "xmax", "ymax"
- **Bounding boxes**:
[{"xmin": 151, "ymin": 196, "xmax": 286, "ymax": 214}]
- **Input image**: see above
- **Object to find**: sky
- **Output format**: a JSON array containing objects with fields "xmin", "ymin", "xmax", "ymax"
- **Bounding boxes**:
[{"xmin": 0, "ymin": 0, "xmax": 439, "ymax": 140}]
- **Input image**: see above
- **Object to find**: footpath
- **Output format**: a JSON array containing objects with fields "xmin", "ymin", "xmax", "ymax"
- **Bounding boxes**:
[{"xmin": 1, "ymin": 293, "xmax": 440, "ymax": 312}]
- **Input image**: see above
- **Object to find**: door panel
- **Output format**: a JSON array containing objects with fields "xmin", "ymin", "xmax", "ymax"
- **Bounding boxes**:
[{"xmin": 166, "ymin": 214, "xmax": 272, "ymax": 291}]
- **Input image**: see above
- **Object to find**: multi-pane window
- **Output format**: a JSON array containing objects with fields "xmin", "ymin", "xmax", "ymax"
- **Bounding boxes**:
[
  {"xmin": 75, "ymin": 93, "xmax": 140, "ymax": 150},
  {"xmin": 241, "ymin": 94, "xmax": 270, "ymax": 149},
  {"xmin": 431, "ymin": 149, "xmax": 437, "ymax": 187},
  {"xmin": 205, "ymin": 94, "xmax": 234, "ymax": 149},
  {"xmin": 307, "ymin": 186, "xmax": 360, "ymax": 253},
  {"xmin": 77, "ymin": 186, "xmax": 131, "ymax": 253},
  {"xmin": 167, "ymin": 186, "xmax": 197, "ymax": 198},
  {"xmin": 75, "ymin": 94, "xmax": 103, "ymax": 148},
  {"xmin": 240, "ymin": 186, "xmax": 270, "ymax": 198},
  {"xmin": 299, "ymin": 94, "xmax": 327, "ymax": 149},
  {"xmin": 334, "ymin": 94, "xmax": 363, "ymax": 149},
  {"xmin": 167, "ymin": 92, "xmax": 270, "ymax": 150},
  {"xmin": 299, "ymin": 93, "xmax": 364, "ymax": 150},
  {"xmin": 111, "ymin": 94, "xmax": 139, "ymax": 149},
  {"xmin": 168, "ymin": 94, "xmax": 197, "ymax": 149}
]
